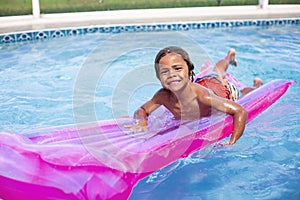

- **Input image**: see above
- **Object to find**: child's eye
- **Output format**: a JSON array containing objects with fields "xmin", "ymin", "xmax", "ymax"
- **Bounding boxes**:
[{"xmin": 160, "ymin": 70, "xmax": 168, "ymax": 75}]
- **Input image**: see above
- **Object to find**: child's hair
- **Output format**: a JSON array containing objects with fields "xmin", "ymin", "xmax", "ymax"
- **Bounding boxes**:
[{"xmin": 154, "ymin": 46, "xmax": 195, "ymax": 82}]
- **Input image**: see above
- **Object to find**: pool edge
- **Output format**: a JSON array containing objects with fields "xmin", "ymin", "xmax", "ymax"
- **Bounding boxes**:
[
  {"xmin": 0, "ymin": 5, "xmax": 299, "ymax": 44},
  {"xmin": 1, "ymin": 5, "xmax": 299, "ymax": 34}
]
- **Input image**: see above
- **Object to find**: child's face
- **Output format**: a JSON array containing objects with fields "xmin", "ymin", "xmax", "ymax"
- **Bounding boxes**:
[{"xmin": 158, "ymin": 53, "xmax": 190, "ymax": 92}]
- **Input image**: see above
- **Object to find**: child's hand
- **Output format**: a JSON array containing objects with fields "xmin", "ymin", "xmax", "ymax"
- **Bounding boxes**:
[
  {"xmin": 124, "ymin": 124, "xmax": 148, "ymax": 132},
  {"xmin": 223, "ymin": 137, "xmax": 237, "ymax": 145},
  {"xmin": 124, "ymin": 119, "xmax": 148, "ymax": 132}
]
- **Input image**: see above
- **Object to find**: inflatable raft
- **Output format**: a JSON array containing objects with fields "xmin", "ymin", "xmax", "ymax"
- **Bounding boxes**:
[{"xmin": 0, "ymin": 78, "xmax": 293, "ymax": 200}]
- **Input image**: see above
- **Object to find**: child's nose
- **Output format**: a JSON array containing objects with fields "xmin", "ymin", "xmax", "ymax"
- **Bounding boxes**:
[{"xmin": 168, "ymin": 69, "xmax": 177, "ymax": 77}]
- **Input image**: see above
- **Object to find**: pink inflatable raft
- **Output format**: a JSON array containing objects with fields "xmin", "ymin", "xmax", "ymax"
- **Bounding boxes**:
[{"xmin": 0, "ymin": 76, "xmax": 293, "ymax": 200}]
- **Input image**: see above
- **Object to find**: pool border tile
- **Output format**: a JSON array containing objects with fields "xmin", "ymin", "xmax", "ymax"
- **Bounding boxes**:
[{"xmin": 0, "ymin": 18, "xmax": 299, "ymax": 44}]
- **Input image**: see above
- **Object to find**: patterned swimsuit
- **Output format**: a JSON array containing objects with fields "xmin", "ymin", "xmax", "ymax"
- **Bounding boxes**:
[{"xmin": 195, "ymin": 74, "xmax": 240, "ymax": 101}]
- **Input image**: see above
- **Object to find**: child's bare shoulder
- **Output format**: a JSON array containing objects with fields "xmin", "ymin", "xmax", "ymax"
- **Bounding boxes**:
[
  {"xmin": 155, "ymin": 88, "xmax": 171, "ymax": 97},
  {"xmin": 192, "ymin": 83, "xmax": 215, "ymax": 102},
  {"xmin": 191, "ymin": 82, "xmax": 210, "ymax": 94},
  {"xmin": 153, "ymin": 88, "xmax": 171, "ymax": 102}
]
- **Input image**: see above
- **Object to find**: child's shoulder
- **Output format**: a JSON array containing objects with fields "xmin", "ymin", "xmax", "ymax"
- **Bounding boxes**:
[
  {"xmin": 155, "ymin": 88, "xmax": 172, "ymax": 96},
  {"xmin": 152, "ymin": 88, "xmax": 172, "ymax": 104},
  {"xmin": 192, "ymin": 82, "xmax": 207, "ymax": 90},
  {"xmin": 192, "ymin": 82, "xmax": 211, "ymax": 96}
]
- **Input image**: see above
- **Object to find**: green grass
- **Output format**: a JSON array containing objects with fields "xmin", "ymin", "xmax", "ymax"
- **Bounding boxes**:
[
  {"xmin": 0, "ymin": 0, "xmax": 32, "ymax": 16},
  {"xmin": 0, "ymin": 0, "xmax": 299, "ymax": 16}
]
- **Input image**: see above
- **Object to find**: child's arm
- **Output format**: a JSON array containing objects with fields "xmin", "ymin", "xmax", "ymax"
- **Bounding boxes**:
[
  {"xmin": 133, "ymin": 106, "xmax": 149, "ymax": 127},
  {"xmin": 197, "ymin": 87, "xmax": 248, "ymax": 145},
  {"xmin": 222, "ymin": 102, "xmax": 247, "ymax": 145},
  {"xmin": 125, "ymin": 90, "xmax": 164, "ymax": 131},
  {"xmin": 133, "ymin": 101, "xmax": 160, "ymax": 127}
]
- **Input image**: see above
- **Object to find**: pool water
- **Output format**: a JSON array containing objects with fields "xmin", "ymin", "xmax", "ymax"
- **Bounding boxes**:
[{"xmin": 0, "ymin": 24, "xmax": 299, "ymax": 199}]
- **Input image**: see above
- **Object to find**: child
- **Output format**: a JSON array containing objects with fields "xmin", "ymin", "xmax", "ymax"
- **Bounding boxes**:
[{"xmin": 127, "ymin": 46, "xmax": 262, "ymax": 145}]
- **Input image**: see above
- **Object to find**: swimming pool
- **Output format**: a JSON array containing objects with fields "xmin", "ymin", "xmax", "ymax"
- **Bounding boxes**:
[{"xmin": 0, "ymin": 19, "xmax": 299, "ymax": 199}]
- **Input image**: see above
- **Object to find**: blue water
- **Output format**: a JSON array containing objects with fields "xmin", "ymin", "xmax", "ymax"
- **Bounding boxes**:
[{"xmin": 0, "ymin": 24, "xmax": 299, "ymax": 199}]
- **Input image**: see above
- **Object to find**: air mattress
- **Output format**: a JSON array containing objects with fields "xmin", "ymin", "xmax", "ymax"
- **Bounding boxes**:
[{"xmin": 0, "ymin": 78, "xmax": 293, "ymax": 200}]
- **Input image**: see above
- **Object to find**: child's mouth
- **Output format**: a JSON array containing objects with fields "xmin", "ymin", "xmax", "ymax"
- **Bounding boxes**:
[{"xmin": 168, "ymin": 80, "xmax": 181, "ymax": 86}]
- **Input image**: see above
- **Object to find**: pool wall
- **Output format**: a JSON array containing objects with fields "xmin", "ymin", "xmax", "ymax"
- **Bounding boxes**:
[{"xmin": 0, "ymin": 17, "xmax": 299, "ymax": 44}]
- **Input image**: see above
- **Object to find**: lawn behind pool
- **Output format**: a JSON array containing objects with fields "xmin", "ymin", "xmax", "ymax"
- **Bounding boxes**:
[{"xmin": 0, "ymin": 0, "xmax": 299, "ymax": 16}]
